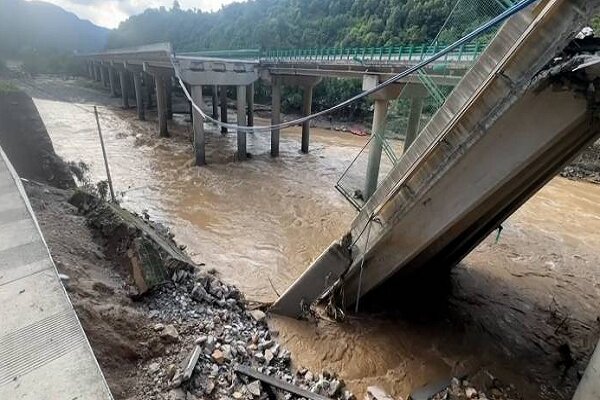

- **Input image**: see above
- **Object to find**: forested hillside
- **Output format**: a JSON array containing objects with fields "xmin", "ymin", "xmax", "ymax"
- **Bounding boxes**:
[{"xmin": 108, "ymin": 0, "xmax": 503, "ymax": 51}]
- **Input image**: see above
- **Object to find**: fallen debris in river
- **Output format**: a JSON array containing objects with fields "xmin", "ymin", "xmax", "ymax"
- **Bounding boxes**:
[{"xmin": 411, "ymin": 371, "xmax": 523, "ymax": 400}]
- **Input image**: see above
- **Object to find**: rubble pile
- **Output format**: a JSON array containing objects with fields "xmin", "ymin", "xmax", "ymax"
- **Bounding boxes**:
[
  {"xmin": 138, "ymin": 269, "xmax": 356, "ymax": 400},
  {"xmin": 430, "ymin": 374, "xmax": 522, "ymax": 400}
]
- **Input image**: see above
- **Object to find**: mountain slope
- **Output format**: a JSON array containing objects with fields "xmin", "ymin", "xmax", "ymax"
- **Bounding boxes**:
[{"xmin": 0, "ymin": 0, "xmax": 109, "ymax": 56}]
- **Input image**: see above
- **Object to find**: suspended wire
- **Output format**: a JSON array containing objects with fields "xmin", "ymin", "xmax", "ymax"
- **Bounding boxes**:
[{"xmin": 170, "ymin": 0, "xmax": 538, "ymax": 134}]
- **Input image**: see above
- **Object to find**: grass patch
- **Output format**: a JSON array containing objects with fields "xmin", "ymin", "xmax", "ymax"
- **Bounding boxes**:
[{"xmin": 0, "ymin": 80, "xmax": 18, "ymax": 93}]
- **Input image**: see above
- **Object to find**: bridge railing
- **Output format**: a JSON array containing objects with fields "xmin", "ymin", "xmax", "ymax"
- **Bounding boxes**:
[
  {"xmin": 178, "ymin": 42, "xmax": 488, "ymax": 65},
  {"xmin": 259, "ymin": 42, "xmax": 488, "ymax": 64}
]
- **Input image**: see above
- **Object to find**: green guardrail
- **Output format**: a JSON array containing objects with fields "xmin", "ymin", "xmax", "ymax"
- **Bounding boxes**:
[
  {"xmin": 259, "ymin": 41, "xmax": 488, "ymax": 63},
  {"xmin": 181, "ymin": 41, "xmax": 489, "ymax": 64}
]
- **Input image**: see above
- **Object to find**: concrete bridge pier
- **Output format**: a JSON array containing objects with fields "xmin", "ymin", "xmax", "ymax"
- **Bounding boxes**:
[
  {"xmin": 108, "ymin": 66, "xmax": 118, "ymax": 97},
  {"xmin": 191, "ymin": 85, "xmax": 206, "ymax": 166},
  {"xmin": 144, "ymin": 63, "xmax": 172, "ymax": 137},
  {"xmin": 100, "ymin": 66, "xmax": 108, "ymax": 88},
  {"xmin": 236, "ymin": 85, "xmax": 247, "ymax": 160},
  {"xmin": 212, "ymin": 85, "xmax": 219, "ymax": 120},
  {"xmin": 362, "ymin": 75, "xmax": 403, "ymax": 200},
  {"xmin": 118, "ymin": 69, "xmax": 130, "ymax": 109},
  {"xmin": 220, "ymin": 86, "xmax": 228, "ymax": 133},
  {"xmin": 271, "ymin": 78, "xmax": 281, "ymax": 157},
  {"xmin": 144, "ymin": 73, "xmax": 154, "ymax": 109},
  {"xmin": 132, "ymin": 72, "xmax": 145, "ymax": 121},
  {"xmin": 301, "ymin": 85, "xmax": 313, "ymax": 153},
  {"xmin": 87, "ymin": 61, "xmax": 94, "ymax": 79},
  {"xmin": 93, "ymin": 63, "xmax": 100, "ymax": 82},
  {"xmin": 166, "ymin": 78, "xmax": 173, "ymax": 120},
  {"xmin": 246, "ymin": 83, "xmax": 254, "ymax": 127},
  {"xmin": 404, "ymin": 98, "xmax": 425, "ymax": 151}
]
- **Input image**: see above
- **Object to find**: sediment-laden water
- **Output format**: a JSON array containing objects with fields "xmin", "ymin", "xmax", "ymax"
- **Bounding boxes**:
[{"xmin": 25, "ymin": 76, "xmax": 600, "ymax": 400}]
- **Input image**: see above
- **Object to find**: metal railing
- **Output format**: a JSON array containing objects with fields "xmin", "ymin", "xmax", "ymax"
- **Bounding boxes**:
[{"xmin": 179, "ymin": 41, "xmax": 488, "ymax": 65}]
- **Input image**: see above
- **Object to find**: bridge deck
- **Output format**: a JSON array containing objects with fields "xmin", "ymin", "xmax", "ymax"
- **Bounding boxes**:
[{"xmin": 0, "ymin": 147, "xmax": 112, "ymax": 399}]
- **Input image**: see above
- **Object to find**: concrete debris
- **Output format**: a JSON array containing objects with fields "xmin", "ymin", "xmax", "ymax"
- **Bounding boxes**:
[
  {"xmin": 365, "ymin": 386, "xmax": 395, "ymax": 400},
  {"xmin": 134, "ymin": 259, "xmax": 356, "ymax": 400},
  {"xmin": 249, "ymin": 309, "xmax": 267, "ymax": 322},
  {"xmin": 427, "ymin": 373, "xmax": 523, "ymax": 400},
  {"xmin": 246, "ymin": 380, "xmax": 262, "ymax": 397},
  {"xmin": 160, "ymin": 324, "xmax": 180, "ymax": 343}
]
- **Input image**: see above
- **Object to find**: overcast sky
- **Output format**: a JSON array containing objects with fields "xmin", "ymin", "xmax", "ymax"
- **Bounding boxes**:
[{"xmin": 30, "ymin": 0, "xmax": 242, "ymax": 29}]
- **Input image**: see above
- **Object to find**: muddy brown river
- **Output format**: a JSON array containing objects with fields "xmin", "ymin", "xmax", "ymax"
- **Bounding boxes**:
[{"xmin": 25, "ymin": 76, "xmax": 600, "ymax": 400}]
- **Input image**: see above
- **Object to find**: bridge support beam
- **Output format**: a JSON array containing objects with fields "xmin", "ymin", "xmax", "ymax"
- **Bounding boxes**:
[
  {"xmin": 118, "ymin": 70, "xmax": 129, "ymax": 109},
  {"xmin": 108, "ymin": 67, "xmax": 117, "ymax": 97},
  {"xmin": 212, "ymin": 85, "xmax": 219, "ymax": 120},
  {"xmin": 191, "ymin": 85, "xmax": 206, "ymax": 166},
  {"xmin": 246, "ymin": 83, "xmax": 254, "ymax": 127},
  {"xmin": 404, "ymin": 97, "xmax": 425, "ymax": 151},
  {"xmin": 220, "ymin": 86, "xmax": 228, "ymax": 133},
  {"xmin": 236, "ymin": 85, "xmax": 247, "ymax": 160},
  {"xmin": 362, "ymin": 75, "xmax": 403, "ymax": 201},
  {"xmin": 166, "ymin": 78, "xmax": 173, "ymax": 120},
  {"xmin": 271, "ymin": 79, "xmax": 281, "ymax": 157},
  {"xmin": 132, "ymin": 72, "xmax": 145, "ymax": 121}
]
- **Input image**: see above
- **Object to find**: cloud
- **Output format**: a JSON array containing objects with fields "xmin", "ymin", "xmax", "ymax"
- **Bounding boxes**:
[{"xmin": 30, "ymin": 0, "xmax": 242, "ymax": 29}]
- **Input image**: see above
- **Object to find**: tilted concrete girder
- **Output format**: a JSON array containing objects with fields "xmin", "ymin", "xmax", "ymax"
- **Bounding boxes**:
[{"xmin": 271, "ymin": 0, "xmax": 600, "ymax": 318}]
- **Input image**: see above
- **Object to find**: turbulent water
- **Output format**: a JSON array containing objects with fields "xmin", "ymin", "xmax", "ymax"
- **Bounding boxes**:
[{"xmin": 26, "ymin": 76, "xmax": 600, "ymax": 400}]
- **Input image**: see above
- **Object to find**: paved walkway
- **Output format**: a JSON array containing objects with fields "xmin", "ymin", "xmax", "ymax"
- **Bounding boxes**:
[{"xmin": 0, "ymin": 147, "xmax": 113, "ymax": 399}]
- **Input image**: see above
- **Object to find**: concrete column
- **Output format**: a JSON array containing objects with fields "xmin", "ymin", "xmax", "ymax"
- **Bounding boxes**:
[
  {"xmin": 212, "ymin": 85, "xmax": 219, "ymax": 119},
  {"xmin": 220, "ymin": 86, "xmax": 228, "ymax": 133},
  {"xmin": 108, "ymin": 68, "xmax": 117, "ymax": 97},
  {"xmin": 404, "ymin": 97, "xmax": 424, "ymax": 152},
  {"xmin": 301, "ymin": 85, "xmax": 313, "ymax": 154},
  {"xmin": 236, "ymin": 85, "xmax": 247, "ymax": 160},
  {"xmin": 364, "ymin": 99, "xmax": 389, "ymax": 200},
  {"xmin": 96, "ymin": 65, "xmax": 102, "ymax": 82},
  {"xmin": 128, "ymin": 73, "xmax": 136, "ymax": 100},
  {"xmin": 87, "ymin": 62, "xmax": 93, "ymax": 79},
  {"xmin": 573, "ymin": 339, "xmax": 600, "ymax": 400},
  {"xmin": 271, "ymin": 80, "xmax": 281, "ymax": 157},
  {"xmin": 155, "ymin": 76, "xmax": 169, "ymax": 137},
  {"xmin": 100, "ymin": 66, "xmax": 108, "ymax": 88},
  {"xmin": 191, "ymin": 86, "xmax": 206, "ymax": 166},
  {"xmin": 93, "ymin": 63, "xmax": 99, "ymax": 81},
  {"xmin": 132, "ymin": 72, "xmax": 145, "ymax": 121},
  {"xmin": 166, "ymin": 78, "xmax": 173, "ymax": 120},
  {"xmin": 144, "ymin": 73, "xmax": 153, "ymax": 109},
  {"xmin": 246, "ymin": 83, "xmax": 254, "ymax": 127},
  {"xmin": 118, "ymin": 70, "xmax": 129, "ymax": 109}
]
